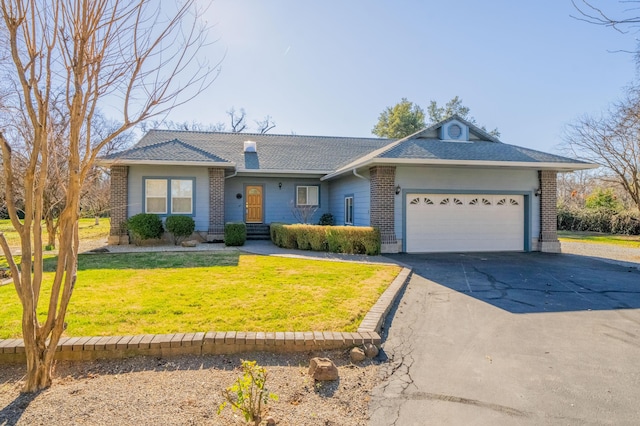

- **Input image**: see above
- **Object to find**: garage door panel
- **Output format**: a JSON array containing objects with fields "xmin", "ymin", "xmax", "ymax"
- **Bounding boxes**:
[{"xmin": 406, "ymin": 193, "xmax": 524, "ymax": 253}]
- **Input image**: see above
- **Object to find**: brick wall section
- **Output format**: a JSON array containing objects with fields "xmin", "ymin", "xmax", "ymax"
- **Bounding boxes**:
[
  {"xmin": 0, "ymin": 331, "xmax": 382, "ymax": 363},
  {"xmin": 208, "ymin": 168, "xmax": 225, "ymax": 239},
  {"xmin": 539, "ymin": 170, "xmax": 560, "ymax": 252},
  {"xmin": 369, "ymin": 166, "xmax": 397, "ymax": 249},
  {"xmin": 109, "ymin": 165, "xmax": 128, "ymax": 243}
]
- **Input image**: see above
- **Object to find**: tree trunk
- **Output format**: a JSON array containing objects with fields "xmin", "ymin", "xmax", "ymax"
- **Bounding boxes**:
[
  {"xmin": 23, "ymin": 340, "xmax": 53, "ymax": 391},
  {"xmin": 45, "ymin": 216, "xmax": 56, "ymax": 249},
  {"xmin": 21, "ymin": 308, "xmax": 59, "ymax": 392},
  {"xmin": 95, "ymin": 215, "xmax": 99, "ymax": 225}
]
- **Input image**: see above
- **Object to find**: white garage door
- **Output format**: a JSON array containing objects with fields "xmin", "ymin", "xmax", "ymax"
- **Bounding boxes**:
[{"xmin": 406, "ymin": 194, "xmax": 524, "ymax": 253}]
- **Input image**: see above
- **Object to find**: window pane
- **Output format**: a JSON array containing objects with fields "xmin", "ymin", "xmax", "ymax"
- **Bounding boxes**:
[
  {"xmin": 146, "ymin": 179, "xmax": 167, "ymax": 197},
  {"xmin": 146, "ymin": 197, "xmax": 167, "ymax": 214},
  {"xmin": 345, "ymin": 197, "xmax": 353, "ymax": 224},
  {"xmin": 170, "ymin": 180, "xmax": 192, "ymax": 214},
  {"xmin": 172, "ymin": 198, "xmax": 192, "ymax": 214},
  {"xmin": 308, "ymin": 186, "xmax": 319, "ymax": 205},
  {"xmin": 297, "ymin": 187, "xmax": 307, "ymax": 205},
  {"xmin": 172, "ymin": 180, "xmax": 192, "ymax": 198}
]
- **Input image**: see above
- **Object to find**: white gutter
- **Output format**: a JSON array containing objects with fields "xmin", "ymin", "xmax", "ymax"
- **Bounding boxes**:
[
  {"xmin": 321, "ymin": 158, "xmax": 597, "ymax": 181},
  {"xmin": 225, "ymin": 170, "xmax": 238, "ymax": 179},
  {"xmin": 352, "ymin": 169, "xmax": 368, "ymax": 180}
]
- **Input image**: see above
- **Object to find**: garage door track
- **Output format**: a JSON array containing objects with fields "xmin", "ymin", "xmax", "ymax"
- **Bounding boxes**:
[{"xmin": 370, "ymin": 252, "xmax": 640, "ymax": 425}]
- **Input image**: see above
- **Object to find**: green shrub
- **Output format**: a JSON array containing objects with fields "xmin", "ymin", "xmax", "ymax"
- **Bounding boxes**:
[
  {"xmin": 126, "ymin": 213, "xmax": 163, "ymax": 244},
  {"xmin": 165, "ymin": 215, "xmax": 196, "ymax": 245},
  {"xmin": 585, "ymin": 188, "xmax": 623, "ymax": 211},
  {"xmin": 225, "ymin": 222, "xmax": 246, "ymax": 246},
  {"xmin": 610, "ymin": 211, "xmax": 640, "ymax": 235},
  {"xmin": 270, "ymin": 224, "xmax": 379, "ymax": 254},
  {"xmin": 557, "ymin": 206, "xmax": 640, "ymax": 235},
  {"xmin": 269, "ymin": 223, "xmax": 297, "ymax": 249},
  {"xmin": 318, "ymin": 213, "xmax": 334, "ymax": 226}
]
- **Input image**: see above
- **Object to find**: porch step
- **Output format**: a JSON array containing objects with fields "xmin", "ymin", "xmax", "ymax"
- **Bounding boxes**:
[{"xmin": 246, "ymin": 223, "xmax": 270, "ymax": 240}]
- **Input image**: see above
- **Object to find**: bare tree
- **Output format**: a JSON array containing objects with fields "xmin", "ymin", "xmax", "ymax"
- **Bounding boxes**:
[
  {"xmin": 227, "ymin": 107, "xmax": 247, "ymax": 133},
  {"xmin": 0, "ymin": 0, "xmax": 216, "ymax": 391},
  {"xmin": 139, "ymin": 119, "xmax": 226, "ymax": 133},
  {"xmin": 255, "ymin": 115, "xmax": 276, "ymax": 134},
  {"xmin": 563, "ymin": 90, "xmax": 640, "ymax": 213},
  {"xmin": 571, "ymin": 1, "xmax": 640, "ymax": 33}
]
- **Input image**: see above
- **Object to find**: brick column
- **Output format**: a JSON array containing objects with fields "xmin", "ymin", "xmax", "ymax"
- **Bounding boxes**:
[
  {"xmin": 208, "ymin": 168, "xmax": 225, "ymax": 241},
  {"xmin": 108, "ymin": 165, "xmax": 129, "ymax": 245},
  {"xmin": 539, "ymin": 170, "xmax": 561, "ymax": 253},
  {"xmin": 370, "ymin": 165, "xmax": 398, "ymax": 253}
]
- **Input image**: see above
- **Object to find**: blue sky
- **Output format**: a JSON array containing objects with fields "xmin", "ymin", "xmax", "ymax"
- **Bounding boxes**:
[{"xmin": 166, "ymin": 0, "xmax": 638, "ymax": 153}]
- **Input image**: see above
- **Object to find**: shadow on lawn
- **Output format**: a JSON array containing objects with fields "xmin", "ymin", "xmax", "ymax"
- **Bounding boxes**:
[{"xmin": 41, "ymin": 251, "xmax": 241, "ymax": 271}]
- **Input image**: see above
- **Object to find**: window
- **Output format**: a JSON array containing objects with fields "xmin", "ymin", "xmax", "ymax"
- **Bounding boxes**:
[
  {"xmin": 344, "ymin": 196, "xmax": 354, "ymax": 225},
  {"xmin": 296, "ymin": 185, "xmax": 319, "ymax": 206},
  {"xmin": 145, "ymin": 179, "xmax": 168, "ymax": 214},
  {"xmin": 171, "ymin": 179, "xmax": 193, "ymax": 214},
  {"xmin": 144, "ymin": 178, "xmax": 194, "ymax": 215}
]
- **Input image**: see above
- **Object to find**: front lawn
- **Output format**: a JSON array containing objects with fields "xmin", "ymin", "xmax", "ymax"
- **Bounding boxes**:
[
  {"xmin": 0, "ymin": 218, "xmax": 110, "ymax": 248},
  {"xmin": 0, "ymin": 252, "xmax": 400, "ymax": 338},
  {"xmin": 558, "ymin": 230, "xmax": 640, "ymax": 248}
]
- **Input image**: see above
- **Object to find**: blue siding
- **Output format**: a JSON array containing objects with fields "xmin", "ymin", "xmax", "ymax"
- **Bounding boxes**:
[
  {"xmin": 225, "ymin": 176, "xmax": 329, "ymax": 224},
  {"xmin": 127, "ymin": 165, "xmax": 210, "ymax": 231},
  {"xmin": 328, "ymin": 173, "xmax": 371, "ymax": 226}
]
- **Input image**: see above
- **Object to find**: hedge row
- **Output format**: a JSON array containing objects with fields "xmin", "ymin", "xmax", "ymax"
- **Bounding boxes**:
[
  {"xmin": 557, "ymin": 207, "xmax": 640, "ymax": 235},
  {"xmin": 270, "ymin": 223, "xmax": 381, "ymax": 255}
]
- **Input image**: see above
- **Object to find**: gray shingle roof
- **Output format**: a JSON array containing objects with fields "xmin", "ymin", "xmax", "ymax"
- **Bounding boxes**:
[
  {"xmin": 103, "ymin": 139, "xmax": 229, "ymax": 163},
  {"xmin": 377, "ymin": 138, "xmax": 586, "ymax": 164},
  {"xmin": 110, "ymin": 130, "xmax": 392, "ymax": 171},
  {"xmin": 105, "ymin": 121, "xmax": 592, "ymax": 174}
]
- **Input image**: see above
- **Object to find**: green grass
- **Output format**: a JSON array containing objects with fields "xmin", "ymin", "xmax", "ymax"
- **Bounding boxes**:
[
  {"xmin": 0, "ymin": 218, "xmax": 110, "ymax": 248},
  {"xmin": 0, "ymin": 252, "xmax": 400, "ymax": 338},
  {"xmin": 558, "ymin": 230, "xmax": 640, "ymax": 248}
]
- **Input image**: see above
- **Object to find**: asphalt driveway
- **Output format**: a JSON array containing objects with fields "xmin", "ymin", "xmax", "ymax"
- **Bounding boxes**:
[{"xmin": 369, "ymin": 252, "xmax": 640, "ymax": 425}]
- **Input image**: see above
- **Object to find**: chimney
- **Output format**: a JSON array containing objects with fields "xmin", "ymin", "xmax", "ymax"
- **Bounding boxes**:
[{"xmin": 244, "ymin": 140, "xmax": 257, "ymax": 153}]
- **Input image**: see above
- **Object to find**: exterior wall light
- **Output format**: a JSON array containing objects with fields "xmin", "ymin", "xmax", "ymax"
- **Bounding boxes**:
[
  {"xmin": 534, "ymin": 188, "xmax": 542, "ymax": 197},
  {"xmin": 278, "ymin": 182, "xmax": 282, "ymax": 189},
  {"xmin": 395, "ymin": 185, "xmax": 401, "ymax": 195}
]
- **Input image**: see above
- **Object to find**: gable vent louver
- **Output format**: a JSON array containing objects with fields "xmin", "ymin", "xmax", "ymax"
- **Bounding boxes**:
[{"xmin": 244, "ymin": 140, "xmax": 257, "ymax": 153}]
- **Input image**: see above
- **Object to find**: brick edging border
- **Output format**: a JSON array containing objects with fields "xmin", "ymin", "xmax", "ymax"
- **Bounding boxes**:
[{"xmin": 0, "ymin": 267, "xmax": 412, "ymax": 364}]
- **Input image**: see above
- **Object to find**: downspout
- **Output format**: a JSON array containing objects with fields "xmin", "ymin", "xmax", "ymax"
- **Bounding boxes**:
[
  {"xmin": 353, "ymin": 168, "xmax": 368, "ymax": 180},
  {"xmin": 225, "ymin": 169, "xmax": 238, "ymax": 179}
]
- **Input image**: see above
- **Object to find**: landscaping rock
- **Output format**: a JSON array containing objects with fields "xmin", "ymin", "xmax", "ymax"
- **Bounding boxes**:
[
  {"xmin": 350, "ymin": 347, "xmax": 366, "ymax": 363},
  {"xmin": 181, "ymin": 240, "xmax": 198, "ymax": 248},
  {"xmin": 308, "ymin": 357, "xmax": 339, "ymax": 381},
  {"xmin": 363, "ymin": 343, "xmax": 379, "ymax": 358},
  {"xmin": 265, "ymin": 415, "xmax": 276, "ymax": 425}
]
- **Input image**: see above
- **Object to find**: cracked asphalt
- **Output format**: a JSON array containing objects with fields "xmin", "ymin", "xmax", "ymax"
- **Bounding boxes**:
[{"xmin": 369, "ymin": 252, "xmax": 640, "ymax": 425}]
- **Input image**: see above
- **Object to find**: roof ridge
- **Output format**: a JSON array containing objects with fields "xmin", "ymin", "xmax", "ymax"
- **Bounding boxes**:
[
  {"xmin": 148, "ymin": 129, "xmax": 392, "ymax": 142},
  {"xmin": 169, "ymin": 138, "xmax": 232, "ymax": 163}
]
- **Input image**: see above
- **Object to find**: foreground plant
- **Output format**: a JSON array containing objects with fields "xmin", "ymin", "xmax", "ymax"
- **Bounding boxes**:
[{"xmin": 218, "ymin": 360, "xmax": 279, "ymax": 425}]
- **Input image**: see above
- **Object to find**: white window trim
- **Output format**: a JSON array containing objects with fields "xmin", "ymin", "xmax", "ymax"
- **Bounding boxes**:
[
  {"xmin": 296, "ymin": 185, "xmax": 319, "ymax": 207},
  {"xmin": 344, "ymin": 196, "xmax": 354, "ymax": 225},
  {"xmin": 145, "ymin": 179, "xmax": 168, "ymax": 214}
]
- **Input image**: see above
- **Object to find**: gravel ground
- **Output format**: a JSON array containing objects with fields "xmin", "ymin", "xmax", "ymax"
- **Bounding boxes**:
[
  {"xmin": 560, "ymin": 241, "xmax": 640, "ymax": 266},
  {"xmin": 0, "ymin": 350, "xmax": 380, "ymax": 426}
]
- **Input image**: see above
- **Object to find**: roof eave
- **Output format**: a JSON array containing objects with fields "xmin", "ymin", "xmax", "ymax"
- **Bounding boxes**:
[
  {"xmin": 321, "ymin": 158, "xmax": 597, "ymax": 180},
  {"xmin": 96, "ymin": 159, "xmax": 236, "ymax": 168}
]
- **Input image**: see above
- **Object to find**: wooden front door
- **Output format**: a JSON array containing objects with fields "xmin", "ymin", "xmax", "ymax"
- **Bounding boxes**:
[{"xmin": 245, "ymin": 185, "xmax": 263, "ymax": 223}]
